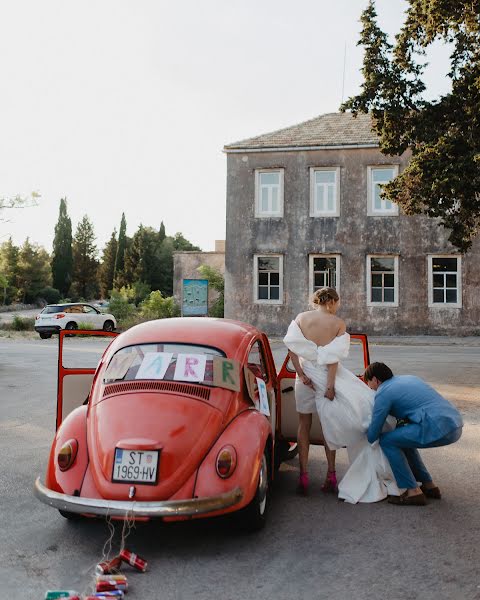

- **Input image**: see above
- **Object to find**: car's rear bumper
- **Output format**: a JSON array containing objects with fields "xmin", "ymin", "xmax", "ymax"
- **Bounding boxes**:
[
  {"xmin": 35, "ymin": 325, "xmax": 61, "ymax": 334},
  {"xmin": 34, "ymin": 477, "xmax": 243, "ymax": 518}
]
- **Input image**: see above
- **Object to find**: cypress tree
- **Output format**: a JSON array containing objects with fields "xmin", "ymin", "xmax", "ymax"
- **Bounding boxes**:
[
  {"xmin": 72, "ymin": 215, "xmax": 98, "ymax": 299},
  {"xmin": 51, "ymin": 198, "xmax": 73, "ymax": 295},
  {"xmin": 98, "ymin": 229, "xmax": 118, "ymax": 298},
  {"xmin": 114, "ymin": 213, "xmax": 127, "ymax": 285}
]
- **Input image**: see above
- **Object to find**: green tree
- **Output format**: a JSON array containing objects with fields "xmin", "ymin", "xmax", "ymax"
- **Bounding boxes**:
[
  {"xmin": 140, "ymin": 290, "xmax": 180, "ymax": 319},
  {"xmin": 172, "ymin": 232, "xmax": 201, "ymax": 251},
  {"xmin": 51, "ymin": 198, "xmax": 73, "ymax": 295},
  {"xmin": 98, "ymin": 229, "xmax": 117, "ymax": 298},
  {"xmin": 72, "ymin": 215, "xmax": 98, "ymax": 299},
  {"xmin": 114, "ymin": 213, "xmax": 127, "ymax": 287},
  {"xmin": 198, "ymin": 265, "xmax": 224, "ymax": 317},
  {"xmin": 0, "ymin": 237, "xmax": 19, "ymax": 304},
  {"xmin": 17, "ymin": 239, "xmax": 52, "ymax": 303},
  {"xmin": 158, "ymin": 221, "xmax": 166, "ymax": 244},
  {"xmin": 342, "ymin": 0, "xmax": 480, "ymax": 251}
]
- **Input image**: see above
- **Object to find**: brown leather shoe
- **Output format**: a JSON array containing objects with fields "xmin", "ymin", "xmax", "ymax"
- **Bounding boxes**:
[
  {"xmin": 421, "ymin": 485, "xmax": 441, "ymax": 499},
  {"xmin": 388, "ymin": 491, "xmax": 427, "ymax": 506}
]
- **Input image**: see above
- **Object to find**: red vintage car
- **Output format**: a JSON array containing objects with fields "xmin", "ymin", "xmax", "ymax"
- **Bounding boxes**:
[{"xmin": 34, "ymin": 317, "xmax": 370, "ymax": 530}]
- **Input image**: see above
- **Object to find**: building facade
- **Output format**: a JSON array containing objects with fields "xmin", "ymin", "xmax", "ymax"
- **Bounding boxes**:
[{"xmin": 224, "ymin": 113, "xmax": 480, "ymax": 336}]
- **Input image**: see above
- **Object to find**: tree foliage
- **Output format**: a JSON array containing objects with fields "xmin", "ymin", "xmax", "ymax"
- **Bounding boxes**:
[
  {"xmin": 0, "ymin": 238, "xmax": 19, "ymax": 304},
  {"xmin": 342, "ymin": 0, "xmax": 480, "ymax": 251},
  {"xmin": 17, "ymin": 239, "xmax": 52, "ymax": 303},
  {"xmin": 114, "ymin": 213, "xmax": 128, "ymax": 286},
  {"xmin": 72, "ymin": 215, "xmax": 98, "ymax": 299},
  {"xmin": 197, "ymin": 264, "xmax": 224, "ymax": 317},
  {"xmin": 51, "ymin": 198, "xmax": 73, "ymax": 295},
  {"xmin": 98, "ymin": 229, "xmax": 117, "ymax": 298}
]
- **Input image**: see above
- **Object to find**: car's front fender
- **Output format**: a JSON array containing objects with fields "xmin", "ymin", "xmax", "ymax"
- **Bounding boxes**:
[
  {"xmin": 45, "ymin": 405, "xmax": 89, "ymax": 495},
  {"xmin": 193, "ymin": 409, "xmax": 272, "ymax": 517}
]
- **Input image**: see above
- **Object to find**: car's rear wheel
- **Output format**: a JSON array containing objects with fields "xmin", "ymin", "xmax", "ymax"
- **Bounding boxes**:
[
  {"xmin": 39, "ymin": 332, "xmax": 52, "ymax": 339},
  {"xmin": 236, "ymin": 447, "xmax": 270, "ymax": 532},
  {"xmin": 103, "ymin": 320, "xmax": 114, "ymax": 332},
  {"xmin": 65, "ymin": 322, "xmax": 77, "ymax": 336}
]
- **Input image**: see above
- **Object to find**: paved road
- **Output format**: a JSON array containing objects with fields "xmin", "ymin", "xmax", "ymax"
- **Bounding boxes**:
[{"xmin": 0, "ymin": 338, "xmax": 479, "ymax": 600}]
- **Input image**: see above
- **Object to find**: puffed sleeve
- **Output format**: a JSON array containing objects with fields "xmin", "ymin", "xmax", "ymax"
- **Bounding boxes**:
[{"xmin": 316, "ymin": 333, "xmax": 350, "ymax": 365}]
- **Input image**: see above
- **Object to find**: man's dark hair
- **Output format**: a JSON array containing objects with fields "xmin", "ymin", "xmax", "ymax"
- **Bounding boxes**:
[{"xmin": 364, "ymin": 362, "xmax": 394, "ymax": 383}]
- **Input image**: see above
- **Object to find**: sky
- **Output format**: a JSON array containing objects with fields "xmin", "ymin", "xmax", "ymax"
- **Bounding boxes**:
[{"xmin": 0, "ymin": 0, "xmax": 452, "ymax": 255}]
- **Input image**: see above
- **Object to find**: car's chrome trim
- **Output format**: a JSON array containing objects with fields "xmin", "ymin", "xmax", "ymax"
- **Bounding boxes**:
[{"xmin": 34, "ymin": 477, "xmax": 243, "ymax": 518}]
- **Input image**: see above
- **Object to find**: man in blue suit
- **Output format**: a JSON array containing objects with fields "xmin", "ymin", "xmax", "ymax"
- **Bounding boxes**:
[{"xmin": 365, "ymin": 362, "xmax": 463, "ymax": 506}]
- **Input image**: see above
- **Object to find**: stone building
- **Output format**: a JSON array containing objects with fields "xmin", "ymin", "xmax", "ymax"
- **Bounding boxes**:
[
  {"xmin": 223, "ymin": 112, "xmax": 480, "ymax": 336},
  {"xmin": 173, "ymin": 240, "xmax": 225, "ymax": 316}
]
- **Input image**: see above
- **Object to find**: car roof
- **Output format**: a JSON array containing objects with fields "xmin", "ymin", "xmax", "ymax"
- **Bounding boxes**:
[
  {"xmin": 106, "ymin": 317, "xmax": 262, "ymax": 361},
  {"xmin": 47, "ymin": 303, "xmax": 91, "ymax": 307}
]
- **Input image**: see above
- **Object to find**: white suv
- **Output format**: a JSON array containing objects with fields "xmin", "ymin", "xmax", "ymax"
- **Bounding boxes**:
[{"xmin": 35, "ymin": 303, "xmax": 116, "ymax": 339}]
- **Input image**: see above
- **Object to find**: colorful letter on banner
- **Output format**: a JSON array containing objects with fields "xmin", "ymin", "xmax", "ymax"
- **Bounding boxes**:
[
  {"xmin": 212, "ymin": 357, "xmax": 240, "ymax": 391},
  {"xmin": 104, "ymin": 353, "xmax": 135, "ymax": 381},
  {"xmin": 174, "ymin": 354, "xmax": 207, "ymax": 382},
  {"xmin": 256, "ymin": 377, "xmax": 270, "ymax": 416},
  {"xmin": 135, "ymin": 352, "xmax": 173, "ymax": 380}
]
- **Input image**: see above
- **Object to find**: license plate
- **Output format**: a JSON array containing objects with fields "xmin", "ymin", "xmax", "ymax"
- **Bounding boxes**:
[{"xmin": 112, "ymin": 448, "xmax": 159, "ymax": 484}]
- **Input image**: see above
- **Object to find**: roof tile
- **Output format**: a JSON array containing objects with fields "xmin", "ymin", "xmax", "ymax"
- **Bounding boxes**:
[{"xmin": 224, "ymin": 112, "xmax": 378, "ymax": 150}]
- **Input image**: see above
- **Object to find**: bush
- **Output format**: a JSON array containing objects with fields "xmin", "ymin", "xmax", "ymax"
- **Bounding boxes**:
[
  {"xmin": 10, "ymin": 315, "xmax": 35, "ymax": 331},
  {"xmin": 109, "ymin": 290, "xmax": 136, "ymax": 322},
  {"xmin": 77, "ymin": 321, "xmax": 94, "ymax": 330},
  {"xmin": 37, "ymin": 286, "xmax": 61, "ymax": 305},
  {"xmin": 140, "ymin": 291, "xmax": 180, "ymax": 320}
]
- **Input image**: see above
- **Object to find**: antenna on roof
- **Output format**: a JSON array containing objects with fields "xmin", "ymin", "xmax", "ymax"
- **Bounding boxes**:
[{"xmin": 341, "ymin": 41, "xmax": 347, "ymax": 105}]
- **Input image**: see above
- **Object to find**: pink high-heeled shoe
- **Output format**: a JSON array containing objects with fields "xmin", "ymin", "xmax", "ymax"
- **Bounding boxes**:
[
  {"xmin": 321, "ymin": 470, "xmax": 338, "ymax": 493},
  {"xmin": 296, "ymin": 472, "xmax": 309, "ymax": 496}
]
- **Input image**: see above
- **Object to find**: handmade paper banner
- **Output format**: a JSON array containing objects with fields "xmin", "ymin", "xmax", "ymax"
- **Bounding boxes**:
[
  {"xmin": 104, "ymin": 353, "xmax": 136, "ymax": 381},
  {"xmin": 174, "ymin": 353, "xmax": 207, "ymax": 382},
  {"xmin": 256, "ymin": 377, "xmax": 270, "ymax": 416},
  {"xmin": 135, "ymin": 352, "xmax": 173, "ymax": 380},
  {"xmin": 213, "ymin": 357, "xmax": 240, "ymax": 392}
]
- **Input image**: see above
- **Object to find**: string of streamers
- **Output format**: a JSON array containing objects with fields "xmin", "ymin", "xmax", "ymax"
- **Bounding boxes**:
[{"xmin": 81, "ymin": 506, "xmax": 137, "ymax": 597}]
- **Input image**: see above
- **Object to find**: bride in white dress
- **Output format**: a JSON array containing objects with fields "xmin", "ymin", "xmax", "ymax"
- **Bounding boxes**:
[{"xmin": 283, "ymin": 287, "xmax": 400, "ymax": 504}]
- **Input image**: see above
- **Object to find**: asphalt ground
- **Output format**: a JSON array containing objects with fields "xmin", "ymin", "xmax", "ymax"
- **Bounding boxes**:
[{"xmin": 0, "ymin": 337, "xmax": 479, "ymax": 600}]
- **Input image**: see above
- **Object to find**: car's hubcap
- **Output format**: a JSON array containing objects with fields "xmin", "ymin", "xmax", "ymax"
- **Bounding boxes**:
[{"xmin": 258, "ymin": 454, "xmax": 268, "ymax": 515}]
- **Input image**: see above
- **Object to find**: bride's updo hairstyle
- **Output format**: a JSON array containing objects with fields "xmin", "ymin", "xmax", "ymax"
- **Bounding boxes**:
[{"xmin": 310, "ymin": 287, "xmax": 339, "ymax": 308}]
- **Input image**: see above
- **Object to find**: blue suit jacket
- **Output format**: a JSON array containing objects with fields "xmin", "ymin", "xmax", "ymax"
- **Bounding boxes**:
[{"xmin": 367, "ymin": 375, "xmax": 463, "ymax": 445}]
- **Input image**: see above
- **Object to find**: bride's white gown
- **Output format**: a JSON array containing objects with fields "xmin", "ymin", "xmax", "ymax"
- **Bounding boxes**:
[{"xmin": 284, "ymin": 321, "xmax": 400, "ymax": 503}]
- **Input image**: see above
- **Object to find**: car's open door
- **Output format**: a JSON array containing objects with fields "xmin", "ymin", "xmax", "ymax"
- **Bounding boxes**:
[
  {"xmin": 56, "ymin": 329, "xmax": 118, "ymax": 430},
  {"xmin": 276, "ymin": 334, "xmax": 370, "ymax": 445}
]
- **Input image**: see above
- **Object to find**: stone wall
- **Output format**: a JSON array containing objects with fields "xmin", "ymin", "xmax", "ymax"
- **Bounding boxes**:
[{"xmin": 173, "ymin": 246, "xmax": 225, "ymax": 315}]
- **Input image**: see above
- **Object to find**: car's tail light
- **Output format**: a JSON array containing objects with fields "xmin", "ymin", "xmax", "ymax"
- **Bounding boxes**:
[
  {"xmin": 57, "ymin": 439, "xmax": 78, "ymax": 471},
  {"xmin": 216, "ymin": 445, "xmax": 237, "ymax": 478},
  {"xmin": 55, "ymin": 313, "xmax": 65, "ymax": 319}
]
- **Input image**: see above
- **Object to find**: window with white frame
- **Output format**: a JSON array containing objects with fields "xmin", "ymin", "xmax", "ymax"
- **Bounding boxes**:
[
  {"xmin": 367, "ymin": 255, "xmax": 399, "ymax": 306},
  {"xmin": 309, "ymin": 255, "xmax": 339, "ymax": 293},
  {"xmin": 310, "ymin": 168, "xmax": 340, "ymax": 216},
  {"xmin": 254, "ymin": 255, "xmax": 283, "ymax": 303},
  {"xmin": 255, "ymin": 169, "xmax": 284, "ymax": 217},
  {"xmin": 428, "ymin": 255, "xmax": 462, "ymax": 308},
  {"xmin": 367, "ymin": 166, "xmax": 399, "ymax": 215}
]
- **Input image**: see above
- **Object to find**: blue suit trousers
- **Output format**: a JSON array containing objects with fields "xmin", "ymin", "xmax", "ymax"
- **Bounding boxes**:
[{"xmin": 379, "ymin": 425, "xmax": 463, "ymax": 489}]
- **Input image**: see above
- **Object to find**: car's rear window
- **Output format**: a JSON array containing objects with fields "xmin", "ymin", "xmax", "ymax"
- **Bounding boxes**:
[
  {"xmin": 104, "ymin": 343, "xmax": 239, "ymax": 389},
  {"xmin": 43, "ymin": 305, "xmax": 66, "ymax": 314}
]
